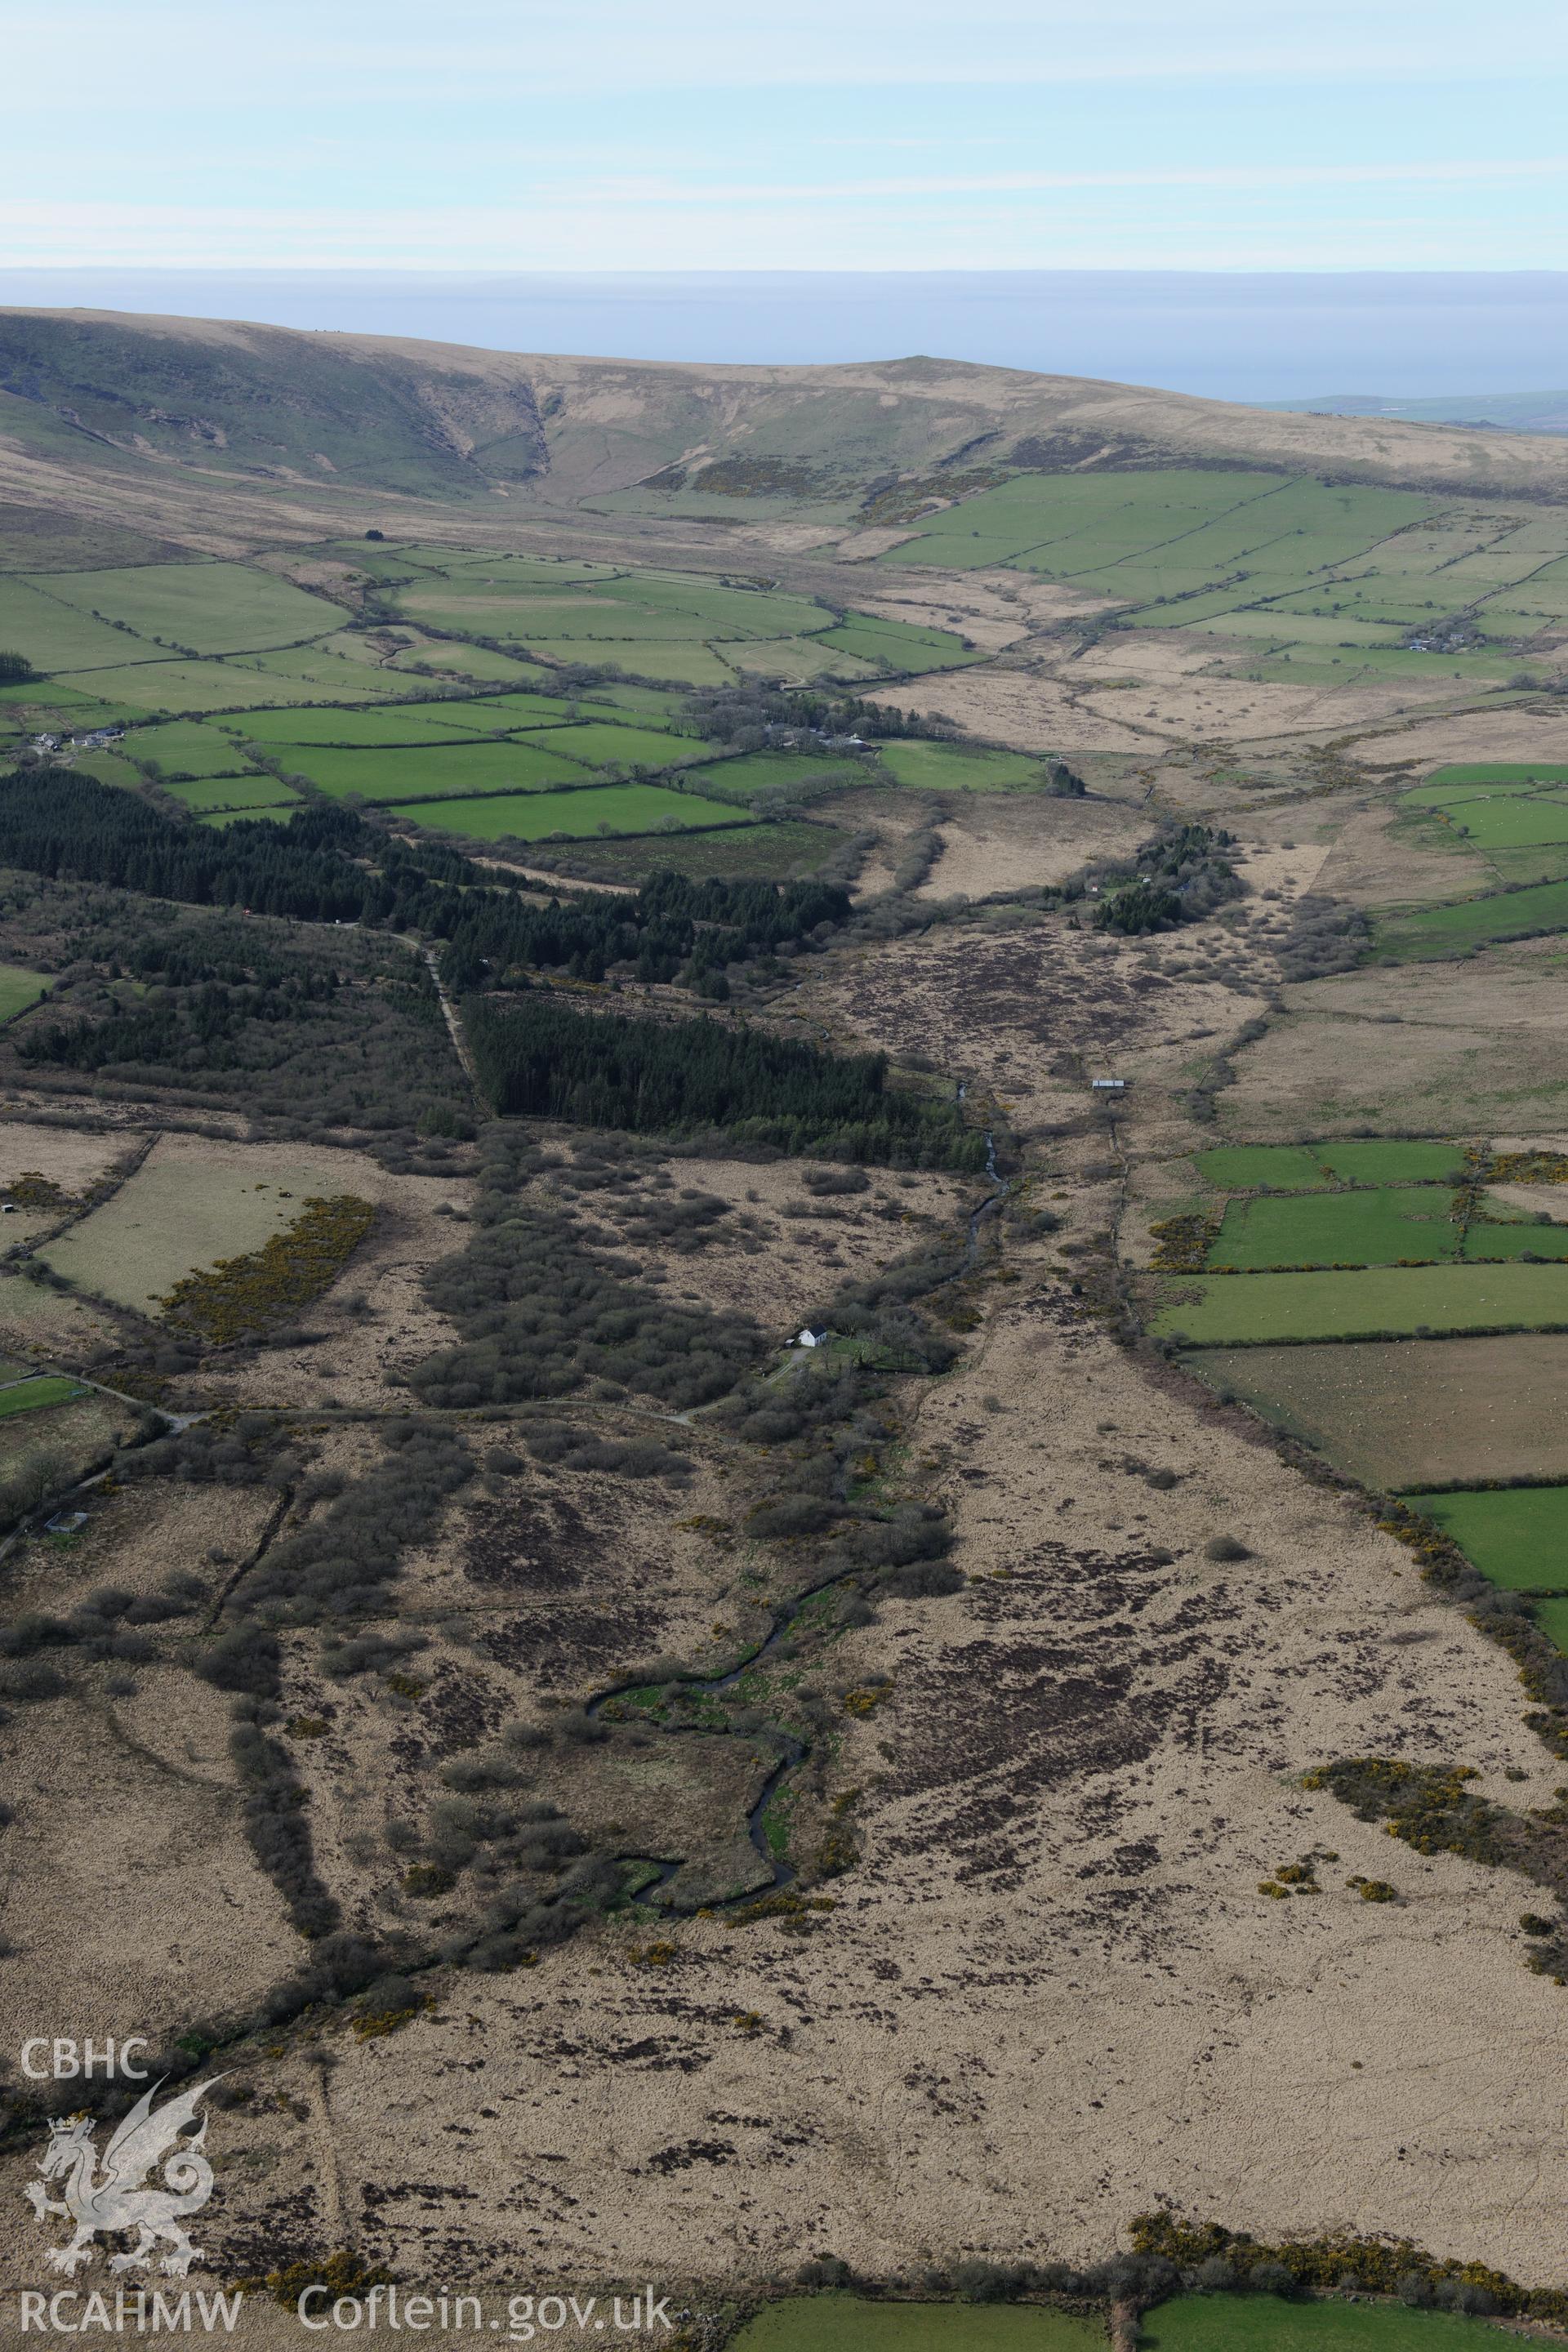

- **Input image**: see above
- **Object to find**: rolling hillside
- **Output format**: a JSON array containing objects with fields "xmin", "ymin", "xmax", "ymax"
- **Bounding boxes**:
[{"xmin": 6, "ymin": 310, "xmax": 1568, "ymax": 541}]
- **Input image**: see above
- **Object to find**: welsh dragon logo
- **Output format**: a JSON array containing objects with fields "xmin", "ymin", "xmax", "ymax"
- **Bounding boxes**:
[{"xmin": 24, "ymin": 2077, "xmax": 222, "ymax": 2276}]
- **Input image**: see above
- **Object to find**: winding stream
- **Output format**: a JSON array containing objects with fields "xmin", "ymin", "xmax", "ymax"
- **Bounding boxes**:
[{"xmin": 586, "ymin": 1115, "xmax": 1013, "ymax": 1910}]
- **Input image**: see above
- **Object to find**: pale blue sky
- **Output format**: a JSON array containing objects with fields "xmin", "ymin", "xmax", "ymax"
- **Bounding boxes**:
[{"xmin": 7, "ymin": 0, "xmax": 1568, "ymax": 272}]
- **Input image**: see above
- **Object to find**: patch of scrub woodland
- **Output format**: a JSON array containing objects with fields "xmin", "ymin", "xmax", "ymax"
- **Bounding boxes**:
[
  {"xmin": 383, "ymin": 1429, "xmax": 751, "ymax": 1703},
  {"xmin": 212, "ymin": 1420, "xmax": 765, "ymax": 1937},
  {"xmin": 1185, "ymin": 1332, "xmax": 1568, "ymax": 1489},
  {"xmin": 0, "ymin": 1664, "xmax": 301, "ymax": 2048},
  {"xmin": 160, "ymin": 1258, "xmax": 1568, "ymax": 2293},
  {"xmin": 546, "ymin": 1149, "xmax": 965, "ymax": 1337},
  {"xmin": 0, "ymin": 1477, "xmax": 278, "ymax": 1633},
  {"xmin": 804, "ymin": 910, "xmax": 1272, "ymax": 1134}
]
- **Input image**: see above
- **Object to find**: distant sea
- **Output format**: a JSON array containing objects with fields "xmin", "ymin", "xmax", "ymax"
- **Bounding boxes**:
[{"xmin": 2, "ymin": 270, "xmax": 1566, "ymax": 409}]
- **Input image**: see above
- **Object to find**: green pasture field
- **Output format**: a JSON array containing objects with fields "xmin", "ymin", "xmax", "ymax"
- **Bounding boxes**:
[
  {"xmin": 815, "ymin": 617, "xmax": 979, "ymax": 670},
  {"xmin": 874, "ymin": 741, "xmax": 1048, "ymax": 790},
  {"xmin": 1316, "ymin": 1140, "xmax": 1470, "ymax": 1185},
  {"xmin": 1428, "ymin": 796, "xmax": 1568, "ymax": 849},
  {"xmin": 532, "ymin": 818, "xmax": 843, "ymax": 886},
  {"xmin": 69, "ymin": 751, "xmax": 145, "ymax": 791},
  {"xmin": 220, "ymin": 644, "xmax": 408, "ymax": 697},
  {"xmin": 687, "ymin": 751, "xmax": 864, "ymax": 798},
  {"xmin": 126, "ymin": 719, "xmax": 264, "ymax": 775},
  {"xmin": 1481, "ymin": 846, "xmax": 1568, "ymax": 884},
  {"xmin": 38, "ymin": 1149, "xmax": 356, "ymax": 1317},
  {"xmin": 514, "ymin": 720, "xmax": 707, "ymax": 768},
  {"xmin": 1192, "ymin": 1144, "xmax": 1334, "ymax": 1192},
  {"xmin": 382, "ymin": 783, "xmax": 755, "ymax": 841},
  {"xmin": 730, "ymin": 2296, "xmax": 1103, "ymax": 2352},
  {"xmin": 389, "ymin": 642, "xmax": 553, "ymax": 685},
  {"xmin": 593, "ymin": 574, "xmax": 829, "ymax": 636},
  {"xmin": 728, "ymin": 634, "xmax": 875, "ymax": 680},
  {"xmin": 1138, "ymin": 2293, "xmax": 1517, "ymax": 2351},
  {"xmin": 1192, "ymin": 1142, "xmax": 1465, "ymax": 1192},
  {"xmin": 1401, "ymin": 1485, "xmax": 1568, "ymax": 1592},
  {"xmin": 166, "ymin": 776, "xmax": 305, "ymax": 814},
  {"xmin": 0, "ymin": 578, "xmax": 151, "ymax": 671},
  {"xmin": 1463, "ymin": 1218, "xmax": 1568, "ymax": 1259},
  {"xmin": 38, "ymin": 562, "xmax": 336, "ymax": 656},
  {"xmin": 1423, "ymin": 763, "xmax": 1568, "ymax": 790},
  {"xmin": 0, "ymin": 1374, "xmax": 85, "ymax": 1420},
  {"xmin": 64, "ymin": 660, "xmax": 370, "ymax": 712},
  {"xmin": 220, "ymin": 702, "xmax": 499, "ymax": 748},
  {"xmin": 1374, "ymin": 878, "xmax": 1568, "ymax": 960},
  {"xmin": 0, "ymin": 964, "xmax": 51, "ymax": 1022},
  {"xmin": 274, "ymin": 738, "xmax": 590, "ymax": 800},
  {"xmin": 522, "ymin": 640, "xmax": 739, "ymax": 684},
  {"xmin": 1535, "ymin": 1596, "xmax": 1568, "ymax": 1652},
  {"xmin": 1156, "ymin": 1261, "xmax": 1568, "ymax": 1345},
  {"xmin": 1206, "ymin": 1185, "xmax": 1460, "ymax": 1270}
]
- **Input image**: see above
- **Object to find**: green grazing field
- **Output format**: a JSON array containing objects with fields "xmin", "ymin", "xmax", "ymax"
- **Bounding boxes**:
[
  {"xmin": 274, "ymin": 738, "xmax": 590, "ymax": 800},
  {"xmin": 1421, "ymin": 795, "xmax": 1568, "ymax": 849},
  {"xmin": 382, "ymin": 784, "xmax": 756, "ymax": 841},
  {"xmin": 0, "ymin": 578, "xmax": 151, "ymax": 670},
  {"xmin": 1316, "ymin": 1140, "xmax": 1470, "ymax": 1184},
  {"xmin": 68, "ymin": 751, "xmax": 144, "ymax": 791},
  {"xmin": 1156, "ymin": 1260, "xmax": 1568, "ymax": 1344},
  {"xmin": 688, "ymin": 751, "xmax": 865, "ymax": 799},
  {"xmin": 731, "ymin": 2297, "xmax": 1103, "ymax": 2352},
  {"xmin": 1402, "ymin": 1485, "xmax": 1568, "ymax": 1592},
  {"xmin": 165, "ymin": 776, "xmax": 305, "ymax": 814},
  {"xmin": 1422, "ymin": 762, "xmax": 1568, "ymax": 790},
  {"xmin": 816, "ymin": 616, "xmax": 980, "ymax": 670},
  {"xmin": 874, "ymin": 741, "xmax": 1049, "ymax": 791},
  {"xmin": 0, "ymin": 1374, "xmax": 86, "ymax": 1420},
  {"xmin": 533, "ymin": 817, "xmax": 844, "ymax": 886},
  {"xmin": 524, "ymin": 639, "xmax": 740, "ymax": 685},
  {"xmin": 37, "ymin": 562, "xmax": 336, "ymax": 656},
  {"xmin": 220, "ymin": 702, "xmax": 500, "ymax": 747},
  {"xmin": 1139, "ymin": 2292, "xmax": 1517, "ymax": 2350},
  {"xmin": 0, "ymin": 964, "xmax": 51, "ymax": 1022},
  {"xmin": 125, "ymin": 719, "xmax": 263, "ymax": 775},
  {"xmin": 1374, "ymin": 877, "xmax": 1568, "ymax": 960},
  {"xmin": 65, "ymin": 659, "xmax": 368, "ymax": 712},
  {"xmin": 1206, "ymin": 1185, "xmax": 1460, "ymax": 1270},
  {"xmin": 1193, "ymin": 1141, "xmax": 1465, "ymax": 1192},
  {"xmin": 1194, "ymin": 1145, "xmax": 1334, "ymax": 1192},
  {"xmin": 514, "ymin": 720, "xmax": 704, "ymax": 768},
  {"xmin": 1463, "ymin": 1218, "xmax": 1568, "ymax": 1259}
]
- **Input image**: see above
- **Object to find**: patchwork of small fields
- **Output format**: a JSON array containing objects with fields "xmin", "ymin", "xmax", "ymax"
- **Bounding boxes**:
[
  {"xmin": 1165, "ymin": 1135, "xmax": 1568, "ymax": 1647},
  {"xmin": 879, "ymin": 467, "xmax": 1568, "ymax": 677}
]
